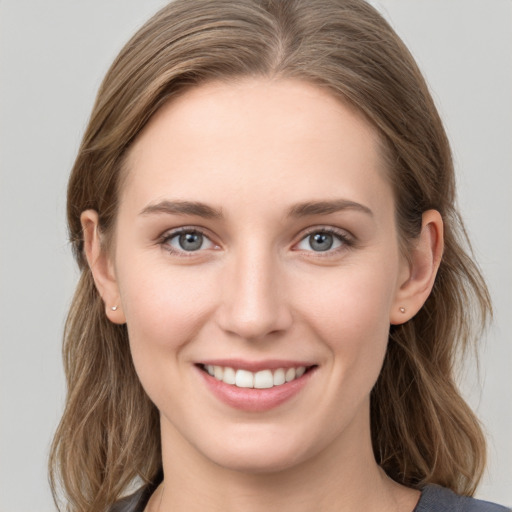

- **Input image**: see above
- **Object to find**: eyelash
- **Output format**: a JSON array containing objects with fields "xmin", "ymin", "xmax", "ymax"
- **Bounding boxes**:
[
  {"xmin": 158, "ymin": 226, "xmax": 354, "ymax": 257},
  {"xmin": 159, "ymin": 227, "xmax": 216, "ymax": 257},
  {"xmin": 294, "ymin": 227, "xmax": 354, "ymax": 255}
]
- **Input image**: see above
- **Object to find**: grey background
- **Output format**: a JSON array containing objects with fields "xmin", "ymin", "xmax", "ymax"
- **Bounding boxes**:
[{"xmin": 0, "ymin": 1, "xmax": 510, "ymax": 510}]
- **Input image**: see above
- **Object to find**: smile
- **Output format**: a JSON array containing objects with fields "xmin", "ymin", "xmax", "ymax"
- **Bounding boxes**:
[
  {"xmin": 196, "ymin": 360, "xmax": 317, "ymax": 411},
  {"xmin": 201, "ymin": 364, "xmax": 309, "ymax": 389}
]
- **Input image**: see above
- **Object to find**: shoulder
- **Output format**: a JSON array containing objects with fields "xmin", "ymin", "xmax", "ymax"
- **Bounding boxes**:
[
  {"xmin": 415, "ymin": 484, "xmax": 510, "ymax": 512},
  {"xmin": 109, "ymin": 485, "xmax": 152, "ymax": 512}
]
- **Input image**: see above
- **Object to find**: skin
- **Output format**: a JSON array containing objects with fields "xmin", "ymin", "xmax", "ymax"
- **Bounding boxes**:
[{"xmin": 82, "ymin": 79, "xmax": 443, "ymax": 512}]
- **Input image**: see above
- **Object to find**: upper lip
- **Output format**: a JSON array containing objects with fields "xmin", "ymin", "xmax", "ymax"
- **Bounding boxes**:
[{"xmin": 197, "ymin": 359, "xmax": 316, "ymax": 372}]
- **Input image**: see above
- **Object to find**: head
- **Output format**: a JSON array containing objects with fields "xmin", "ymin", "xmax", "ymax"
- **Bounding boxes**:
[{"xmin": 50, "ymin": 0, "xmax": 491, "ymax": 510}]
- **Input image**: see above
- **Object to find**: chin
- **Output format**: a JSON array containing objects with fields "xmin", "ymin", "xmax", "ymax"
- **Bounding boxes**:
[
  {"xmin": 199, "ymin": 430, "xmax": 311, "ymax": 474},
  {"xmin": 212, "ymin": 449, "xmax": 305, "ymax": 475}
]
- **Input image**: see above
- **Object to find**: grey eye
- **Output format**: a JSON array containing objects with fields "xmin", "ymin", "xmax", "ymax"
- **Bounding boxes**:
[
  {"xmin": 167, "ymin": 231, "xmax": 214, "ymax": 252},
  {"xmin": 178, "ymin": 232, "xmax": 203, "ymax": 251},
  {"xmin": 309, "ymin": 232, "xmax": 334, "ymax": 251},
  {"xmin": 296, "ymin": 231, "xmax": 344, "ymax": 252}
]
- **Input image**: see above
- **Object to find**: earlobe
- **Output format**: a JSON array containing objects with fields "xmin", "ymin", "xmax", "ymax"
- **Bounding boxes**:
[
  {"xmin": 81, "ymin": 210, "xmax": 126, "ymax": 324},
  {"xmin": 390, "ymin": 210, "xmax": 444, "ymax": 325}
]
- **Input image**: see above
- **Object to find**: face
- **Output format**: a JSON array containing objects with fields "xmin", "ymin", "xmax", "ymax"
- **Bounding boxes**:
[{"xmin": 104, "ymin": 79, "xmax": 412, "ymax": 473}]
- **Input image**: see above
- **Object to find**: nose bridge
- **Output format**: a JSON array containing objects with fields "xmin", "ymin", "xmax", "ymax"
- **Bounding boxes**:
[{"xmin": 218, "ymin": 239, "xmax": 291, "ymax": 340}]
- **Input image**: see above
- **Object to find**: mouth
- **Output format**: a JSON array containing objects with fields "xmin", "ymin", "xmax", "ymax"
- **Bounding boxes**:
[
  {"xmin": 195, "ymin": 360, "xmax": 318, "ymax": 411},
  {"xmin": 198, "ymin": 363, "xmax": 316, "ymax": 389}
]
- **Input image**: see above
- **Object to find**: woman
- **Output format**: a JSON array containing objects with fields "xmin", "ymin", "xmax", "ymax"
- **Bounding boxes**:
[{"xmin": 49, "ymin": 1, "xmax": 509, "ymax": 511}]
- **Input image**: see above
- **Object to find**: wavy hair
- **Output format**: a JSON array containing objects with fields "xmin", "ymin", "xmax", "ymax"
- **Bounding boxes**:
[{"xmin": 49, "ymin": 1, "xmax": 491, "ymax": 510}]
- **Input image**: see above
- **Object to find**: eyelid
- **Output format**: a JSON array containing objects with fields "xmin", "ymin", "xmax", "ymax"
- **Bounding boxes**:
[
  {"xmin": 156, "ymin": 225, "xmax": 354, "ymax": 256},
  {"xmin": 158, "ymin": 226, "xmax": 220, "ymax": 256},
  {"xmin": 293, "ymin": 226, "xmax": 355, "ymax": 253}
]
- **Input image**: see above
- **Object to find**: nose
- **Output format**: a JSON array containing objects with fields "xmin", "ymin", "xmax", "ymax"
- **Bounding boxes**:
[{"xmin": 216, "ymin": 245, "xmax": 293, "ymax": 341}]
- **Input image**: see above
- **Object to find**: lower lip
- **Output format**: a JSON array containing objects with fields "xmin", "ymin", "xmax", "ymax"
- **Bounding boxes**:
[{"xmin": 197, "ymin": 366, "xmax": 316, "ymax": 412}]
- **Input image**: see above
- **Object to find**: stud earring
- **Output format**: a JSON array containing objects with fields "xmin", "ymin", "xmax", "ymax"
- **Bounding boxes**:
[
  {"xmin": 111, "ymin": 305, "xmax": 119, "ymax": 311},
  {"xmin": 399, "ymin": 307, "xmax": 406, "ymax": 313}
]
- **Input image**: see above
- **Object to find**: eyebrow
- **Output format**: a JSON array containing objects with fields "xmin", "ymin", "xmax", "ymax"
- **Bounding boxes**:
[
  {"xmin": 139, "ymin": 200, "xmax": 223, "ymax": 219},
  {"xmin": 287, "ymin": 199, "xmax": 373, "ymax": 218},
  {"xmin": 139, "ymin": 198, "xmax": 373, "ymax": 219}
]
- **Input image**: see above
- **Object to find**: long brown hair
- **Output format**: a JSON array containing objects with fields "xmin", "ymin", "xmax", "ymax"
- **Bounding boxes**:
[{"xmin": 49, "ymin": 1, "xmax": 491, "ymax": 510}]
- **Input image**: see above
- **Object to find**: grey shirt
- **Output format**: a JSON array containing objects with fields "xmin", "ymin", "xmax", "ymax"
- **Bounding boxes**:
[
  {"xmin": 415, "ymin": 485, "xmax": 510, "ymax": 512},
  {"xmin": 110, "ymin": 484, "xmax": 510, "ymax": 511}
]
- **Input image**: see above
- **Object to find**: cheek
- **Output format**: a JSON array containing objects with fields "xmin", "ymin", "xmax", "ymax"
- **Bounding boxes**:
[
  {"xmin": 293, "ymin": 263, "xmax": 397, "ymax": 385},
  {"xmin": 117, "ymin": 264, "xmax": 222, "ymax": 413},
  {"xmin": 116, "ymin": 257, "xmax": 216, "ymax": 368},
  {"xmin": 295, "ymin": 262, "xmax": 396, "ymax": 337}
]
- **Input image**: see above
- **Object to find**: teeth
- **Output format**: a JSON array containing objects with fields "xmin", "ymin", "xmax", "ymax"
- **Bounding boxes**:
[
  {"xmin": 254, "ymin": 370, "xmax": 273, "ymax": 389},
  {"xmin": 214, "ymin": 366, "xmax": 224, "ymax": 380},
  {"xmin": 204, "ymin": 365, "xmax": 309, "ymax": 388},
  {"xmin": 273, "ymin": 368, "xmax": 285, "ymax": 386},
  {"xmin": 285, "ymin": 367, "xmax": 296, "ymax": 382},
  {"xmin": 223, "ymin": 366, "xmax": 236, "ymax": 385},
  {"xmin": 235, "ymin": 369, "xmax": 254, "ymax": 388}
]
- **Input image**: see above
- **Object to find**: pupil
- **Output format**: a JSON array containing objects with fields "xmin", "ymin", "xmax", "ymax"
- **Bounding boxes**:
[
  {"xmin": 310, "ymin": 232, "xmax": 333, "ymax": 251},
  {"xmin": 179, "ymin": 232, "xmax": 203, "ymax": 251}
]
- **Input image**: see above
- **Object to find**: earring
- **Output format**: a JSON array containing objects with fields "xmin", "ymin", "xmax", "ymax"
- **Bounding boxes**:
[
  {"xmin": 399, "ymin": 307, "xmax": 406, "ymax": 313},
  {"xmin": 111, "ymin": 305, "xmax": 119, "ymax": 311}
]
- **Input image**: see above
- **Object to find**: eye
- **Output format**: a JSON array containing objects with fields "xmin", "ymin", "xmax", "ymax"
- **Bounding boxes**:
[
  {"xmin": 295, "ymin": 229, "xmax": 350, "ymax": 253},
  {"xmin": 162, "ymin": 229, "xmax": 217, "ymax": 254}
]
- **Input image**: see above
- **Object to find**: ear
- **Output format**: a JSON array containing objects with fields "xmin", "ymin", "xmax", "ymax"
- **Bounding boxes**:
[
  {"xmin": 81, "ymin": 210, "xmax": 126, "ymax": 324},
  {"xmin": 390, "ymin": 209, "xmax": 444, "ymax": 325}
]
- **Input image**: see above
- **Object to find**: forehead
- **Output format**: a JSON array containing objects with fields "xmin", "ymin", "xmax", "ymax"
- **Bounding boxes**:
[{"xmin": 122, "ymin": 78, "xmax": 392, "ymax": 219}]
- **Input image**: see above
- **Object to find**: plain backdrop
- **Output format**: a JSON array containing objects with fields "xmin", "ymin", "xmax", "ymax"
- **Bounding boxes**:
[{"xmin": 0, "ymin": 1, "xmax": 511, "ymax": 510}]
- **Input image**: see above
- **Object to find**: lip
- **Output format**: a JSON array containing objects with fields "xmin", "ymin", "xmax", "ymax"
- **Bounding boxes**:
[
  {"xmin": 195, "ymin": 360, "xmax": 317, "ymax": 412},
  {"xmin": 198, "ymin": 358, "xmax": 315, "ymax": 372}
]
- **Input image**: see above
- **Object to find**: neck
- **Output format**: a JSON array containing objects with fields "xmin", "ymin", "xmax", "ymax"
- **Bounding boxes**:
[{"xmin": 151, "ymin": 407, "xmax": 418, "ymax": 512}]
